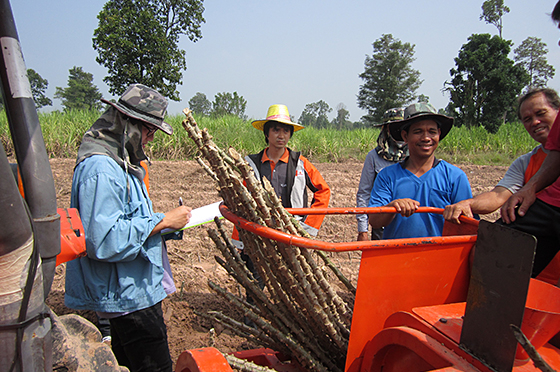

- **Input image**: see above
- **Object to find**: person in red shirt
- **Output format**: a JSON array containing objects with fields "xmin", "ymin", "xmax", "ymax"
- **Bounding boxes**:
[
  {"xmin": 444, "ymin": 88, "xmax": 559, "ymax": 223},
  {"xmin": 499, "ymin": 1, "xmax": 560, "ymax": 278}
]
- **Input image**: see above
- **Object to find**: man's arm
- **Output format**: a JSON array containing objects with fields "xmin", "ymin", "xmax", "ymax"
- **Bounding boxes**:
[
  {"xmin": 302, "ymin": 157, "xmax": 331, "ymax": 230},
  {"xmin": 501, "ymin": 150, "xmax": 560, "ymax": 223},
  {"xmin": 368, "ymin": 198, "xmax": 420, "ymax": 229},
  {"xmin": 150, "ymin": 205, "xmax": 192, "ymax": 236},
  {"xmin": 367, "ymin": 166, "xmax": 411, "ymax": 229},
  {"xmin": 444, "ymin": 186, "xmax": 512, "ymax": 224}
]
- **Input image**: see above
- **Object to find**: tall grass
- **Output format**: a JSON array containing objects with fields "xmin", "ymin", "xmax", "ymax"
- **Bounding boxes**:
[
  {"xmin": 0, "ymin": 109, "xmax": 538, "ymax": 166},
  {"xmin": 0, "ymin": 109, "xmax": 99, "ymax": 158},
  {"xmin": 439, "ymin": 123, "xmax": 536, "ymax": 165}
]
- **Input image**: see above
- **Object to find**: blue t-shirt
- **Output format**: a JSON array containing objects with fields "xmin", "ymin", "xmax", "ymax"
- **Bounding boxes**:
[{"xmin": 368, "ymin": 159, "xmax": 473, "ymax": 239}]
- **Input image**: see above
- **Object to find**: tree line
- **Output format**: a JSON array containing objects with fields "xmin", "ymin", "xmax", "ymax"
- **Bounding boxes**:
[
  {"xmin": 358, "ymin": 0, "xmax": 554, "ymax": 133},
  {"xmin": 1, "ymin": 0, "xmax": 554, "ymax": 134}
]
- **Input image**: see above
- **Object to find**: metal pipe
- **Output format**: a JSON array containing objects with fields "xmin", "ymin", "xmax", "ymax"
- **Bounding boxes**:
[
  {"xmin": 0, "ymin": 0, "xmax": 60, "ymax": 298},
  {"xmin": 0, "ymin": 142, "xmax": 32, "ymax": 255},
  {"xmin": 220, "ymin": 204, "xmax": 478, "ymax": 252}
]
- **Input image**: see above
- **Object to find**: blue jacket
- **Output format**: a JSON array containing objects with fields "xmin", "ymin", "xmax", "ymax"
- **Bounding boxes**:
[
  {"xmin": 356, "ymin": 148, "xmax": 399, "ymax": 233},
  {"xmin": 65, "ymin": 155, "xmax": 167, "ymax": 313}
]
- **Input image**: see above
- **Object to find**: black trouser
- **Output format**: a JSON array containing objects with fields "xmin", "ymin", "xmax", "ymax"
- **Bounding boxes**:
[
  {"xmin": 109, "ymin": 302, "xmax": 172, "ymax": 372},
  {"xmin": 96, "ymin": 315, "xmax": 111, "ymax": 339},
  {"xmin": 371, "ymin": 227, "xmax": 383, "ymax": 240},
  {"xmin": 498, "ymin": 198, "xmax": 560, "ymax": 277}
]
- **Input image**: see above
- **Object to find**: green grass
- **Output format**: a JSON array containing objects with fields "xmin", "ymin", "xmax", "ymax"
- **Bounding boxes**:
[
  {"xmin": 437, "ymin": 123, "xmax": 536, "ymax": 165},
  {"xmin": 0, "ymin": 109, "xmax": 538, "ymax": 166}
]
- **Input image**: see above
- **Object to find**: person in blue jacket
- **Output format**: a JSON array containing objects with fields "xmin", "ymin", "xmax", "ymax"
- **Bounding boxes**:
[
  {"xmin": 356, "ymin": 107, "xmax": 407, "ymax": 241},
  {"xmin": 65, "ymin": 84, "xmax": 192, "ymax": 372},
  {"xmin": 368, "ymin": 103, "xmax": 474, "ymax": 239}
]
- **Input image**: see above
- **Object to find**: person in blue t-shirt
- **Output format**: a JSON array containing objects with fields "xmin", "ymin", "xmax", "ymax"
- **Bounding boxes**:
[{"xmin": 368, "ymin": 103, "xmax": 473, "ymax": 239}]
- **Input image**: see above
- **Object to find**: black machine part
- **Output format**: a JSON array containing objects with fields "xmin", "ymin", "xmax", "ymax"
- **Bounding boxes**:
[
  {"xmin": 0, "ymin": 0, "xmax": 61, "ymax": 298},
  {"xmin": 460, "ymin": 220, "xmax": 537, "ymax": 372}
]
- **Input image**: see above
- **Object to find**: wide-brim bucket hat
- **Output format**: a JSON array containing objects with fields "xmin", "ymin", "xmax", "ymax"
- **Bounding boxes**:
[
  {"xmin": 372, "ymin": 107, "xmax": 405, "ymax": 127},
  {"xmin": 251, "ymin": 104, "xmax": 305, "ymax": 132},
  {"xmin": 101, "ymin": 83, "xmax": 173, "ymax": 135},
  {"xmin": 389, "ymin": 103, "xmax": 453, "ymax": 142}
]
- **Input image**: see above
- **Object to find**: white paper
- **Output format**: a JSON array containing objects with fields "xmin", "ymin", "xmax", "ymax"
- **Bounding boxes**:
[{"xmin": 161, "ymin": 201, "xmax": 223, "ymax": 235}]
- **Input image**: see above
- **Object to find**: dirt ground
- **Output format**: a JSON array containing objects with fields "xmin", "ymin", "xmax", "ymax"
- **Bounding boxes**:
[{"xmin": 45, "ymin": 157, "xmax": 508, "ymax": 367}]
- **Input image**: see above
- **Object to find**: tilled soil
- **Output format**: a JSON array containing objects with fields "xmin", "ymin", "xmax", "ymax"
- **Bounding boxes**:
[{"xmin": 45, "ymin": 157, "xmax": 507, "ymax": 367}]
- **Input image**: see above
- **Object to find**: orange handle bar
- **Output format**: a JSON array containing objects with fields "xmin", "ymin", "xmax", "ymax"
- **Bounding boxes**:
[
  {"xmin": 285, "ymin": 206, "xmax": 465, "ymax": 216},
  {"xmin": 219, "ymin": 204, "xmax": 478, "ymax": 253}
]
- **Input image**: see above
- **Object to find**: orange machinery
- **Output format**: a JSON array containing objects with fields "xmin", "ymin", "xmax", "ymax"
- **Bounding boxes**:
[
  {"xmin": 176, "ymin": 206, "xmax": 560, "ymax": 372},
  {"xmin": 56, "ymin": 207, "xmax": 86, "ymax": 266}
]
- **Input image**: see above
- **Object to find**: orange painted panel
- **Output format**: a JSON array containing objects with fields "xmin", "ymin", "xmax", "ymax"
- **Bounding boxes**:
[{"xmin": 345, "ymin": 238, "xmax": 474, "ymax": 371}]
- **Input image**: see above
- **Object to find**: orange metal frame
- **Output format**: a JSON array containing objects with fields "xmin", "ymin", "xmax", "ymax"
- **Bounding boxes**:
[
  {"xmin": 220, "ymin": 205, "xmax": 478, "ymax": 252},
  {"xmin": 178, "ymin": 205, "xmax": 560, "ymax": 371},
  {"xmin": 219, "ymin": 204, "xmax": 479, "ymax": 371},
  {"xmin": 56, "ymin": 208, "xmax": 86, "ymax": 266}
]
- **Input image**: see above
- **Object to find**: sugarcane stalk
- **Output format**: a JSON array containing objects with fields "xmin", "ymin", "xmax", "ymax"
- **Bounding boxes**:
[
  {"xmin": 209, "ymin": 228, "xmax": 303, "ymax": 340},
  {"xmin": 208, "ymin": 281, "xmax": 337, "ymax": 372},
  {"xmin": 225, "ymin": 354, "xmax": 278, "ymax": 372},
  {"xmin": 511, "ymin": 324, "xmax": 557, "ymax": 372},
  {"xmin": 183, "ymin": 108, "xmax": 352, "ymax": 372},
  {"xmin": 316, "ymin": 250, "xmax": 356, "ymax": 295},
  {"xmin": 211, "ymin": 204, "xmax": 342, "ymax": 368},
  {"xmin": 194, "ymin": 309, "xmax": 272, "ymax": 349},
  {"xmin": 299, "ymin": 247, "xmax": 353, "ymax": 327},
  {"xmin": 195, "ymin": 156, "xmax": 219, "ymax": 183},
  {"xmin": 256, "ymin": 238, "xmax": 322, "ymax": 342},
  {"xmin": 276, "ymin": 241, "xmax": 348, "ymax": 352}
]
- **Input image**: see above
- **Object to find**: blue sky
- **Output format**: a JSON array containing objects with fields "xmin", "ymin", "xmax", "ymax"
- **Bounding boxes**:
[{"xmin": 9, "ymin": 0, "xmax": 560, "ymax": 123}]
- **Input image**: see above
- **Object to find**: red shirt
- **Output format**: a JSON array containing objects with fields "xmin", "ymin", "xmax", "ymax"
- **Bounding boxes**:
[{"xmin": 538, "ymin": 113, "xmax": 560, "ymax": 207}]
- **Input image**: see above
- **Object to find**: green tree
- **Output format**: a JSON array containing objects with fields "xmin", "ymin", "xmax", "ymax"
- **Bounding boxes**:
[
  {"xmin": 93, "ymin": 0, "xmax": 205, "ymax": 101},
  {"xmin": 444, "ymin": 34, "xmax": 529, "ymax": 133},
  {"xmin": 357, "ymin": 34, "xmax": 422, "ymax": 125},
  {"xmin": 54, "ymin": 66, "xmax": 103, "ymax": 111},
  {"xmin": 331, "ymin": 103, "xmax": 351, "ymax": 130},
  {"xmin": 27, "ymin": 69, "xmax": 52, "ymax": 108},
  {"xmin": 480, "ymin": 0, "xmax": 510, "ymax": 38},
  {"xmin": 188, "ymin": 92, "xmax": 211, "ymax": 116},
  {"xmin": 211, "ymin": 92, "xmax": 247, "ymax": 119},
  {"xmin": 514, "ymin": 37, "xmax": 555, "ymax": 90},
  {"xmin": 299, "ymin": 100, "xmax": 332, "ymax": 129}
]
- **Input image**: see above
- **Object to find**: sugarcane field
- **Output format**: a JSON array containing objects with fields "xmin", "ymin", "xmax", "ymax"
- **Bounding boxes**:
[{"xmin": 43, "ymin": 112, "xmax": 509, "ymax": 370}]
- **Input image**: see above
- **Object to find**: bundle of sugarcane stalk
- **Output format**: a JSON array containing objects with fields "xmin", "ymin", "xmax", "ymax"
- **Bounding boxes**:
[{"xmin": 182, "ymin": 109, "xmax": 353, "ymax": 372}]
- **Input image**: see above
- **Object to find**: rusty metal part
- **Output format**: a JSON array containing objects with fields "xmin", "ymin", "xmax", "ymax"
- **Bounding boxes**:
[{"xmin": 460, "ymin": 221, "xmax": 536, "ymax": 371}]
